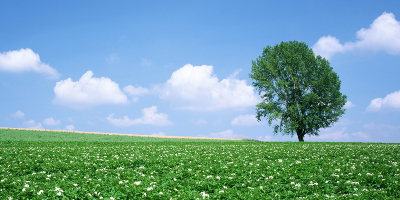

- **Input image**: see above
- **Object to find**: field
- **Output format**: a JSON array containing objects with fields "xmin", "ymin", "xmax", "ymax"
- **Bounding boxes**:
[{"xmin": 0, "ymin": 129, "xmax": 399, "ymax": 199}]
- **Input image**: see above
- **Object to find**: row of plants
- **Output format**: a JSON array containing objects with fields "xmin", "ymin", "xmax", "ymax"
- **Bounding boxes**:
[{"xmin": 1, "ymin": 140, "xmax": 399, "ymax": 199}]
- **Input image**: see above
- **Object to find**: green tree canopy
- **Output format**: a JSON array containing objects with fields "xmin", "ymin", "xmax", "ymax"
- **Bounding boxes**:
[{"xmin": 250, "ymin": 41, "xmax": 347, "ymax": 142}]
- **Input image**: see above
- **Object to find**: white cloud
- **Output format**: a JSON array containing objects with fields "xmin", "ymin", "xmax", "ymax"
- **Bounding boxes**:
[
  {"xmin": 123, "ymin": 85, "xmax": 152, "ymax": 102},
  {"xmin": 0, "ymin": 48, "xmax": 60, "ymax": 78},
  {"xmin": 141, "ymin": 58, "xmax": 152, "ymax": 66},
  {"xmin": 194, "ymin": 119, "xmax": 208, "ymax": 125},
  {"xmin": 366, "ymin": 90, "xmax": 400, "ymax": 112},
  {"xmin": 151, "ymin": 131, "xmax": 167, "ymax": 136},
  {"xmin": 23, "ymin": 120, "xmax": 43, "ymax": 129},
  {"xmin": 257, "ymin": 135, "xmax": 272, "ymax": 141},
  {"xmin": 106, "ymin": 53, "xmax": 120, "ymax": 63},
  {"xmin": 43, "ymin": 117, "xmax": 61, "ymax": 126},
  {"xmin": 11, "ymin": 110, "xmax": 25, "ymax": 119},
  {"xmin": 209, "ymin": 129, "xmax": 241, "ymax": 139},
  {"xmin": 65, "ymin": 124, "xmax": 75, "ymax": 131},
  {"xmin": 313, "ymin": 12, "xmax": 400, "ymax": 59},
  {"xmin": 311, "ymin": 127, "xmax": 369, "ymax": 142},
  {"xmin": 106, "ymin": 106, "xmax": 172, "ymax": 126},
  {"xmin": 157, "ymin": 64, "xmax": 260, "ymax": 111},
  {"xmin": 231, "ymin": 114, "xmax": 265, "ymax": 126},
  {"xmin": 68, "ymin": 117, "xmax": 74, "ymax": 122},
  {"xmin": 312, "ymin": 36, "xmax": 354, "ymax": 59},
  {"xmin": 53, "ymin": 71, "xmax": 129, "ymax": 109},
  {"xmin": 344, "ymin": 101, "xmax": 356, "ymax": 109}
]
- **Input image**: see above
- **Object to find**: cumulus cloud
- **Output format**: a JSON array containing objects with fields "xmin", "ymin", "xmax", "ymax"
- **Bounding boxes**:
[
  {"xmin": 311, "ymin": 127, "xmax": 369, "ymax": 142},
  {"xmin": 312, "ymin": 36, "xmax": 354, "ymax": 59},
  {"xmin": 65, "ymin": 124, "xmax": 75, "ymax": 131},
  {"xmin": 257, "ymin": 135, "xmax": 272, "ymax": 141},
  {"xmin": 123, "ymin": 85, "xmax": 152, "ymax": 102},
  {"xmin": 11, "ymin": 110, "xmax": 25, "ymax": 118},
  {"xmin": 231, "ymin": 114, "xmax": 265, "ymax": 126},
  {"xmin": 106, "ymin": 106, "xmax": 172, "ymax": 126},
  {"xmin": 313, "ymin": 12, "xmax": 400, "ymax": 59},
  {"xmin": 0, "ymin": 48, "xmax": 60, "ymax": 78},
  {"xmin": 23, "ymin": 120, "xmax": 43, "ymax": 129},
  {"xmin": 208, "ymin": 129, "xmax": 241, "ymax": 139},
  {"xmin": 53, "ymin": 71, "xmax": 129, "ymax": 109},
  {"xmin": 151, "ymin": 131, "xmax": 167, "ymax": 136},
  {"xmin": 123, "ymin": 85, "xmax": 151, "ymax": 96},
  {"xmin": 366, "ymin": 90, "xmax": 400, "ymax": 112},
  {"xmin": 157, "ymin": 64, "xmax": 260, "ymax": 111},
  {"xmin": 43, "ymin": 117, "xmax": 61, "ymax": 126},
  {"xmin": 194, "ymin": 119, "xmax": 208, "ymax": 125},
  {"xmin": 344, "ymin": 101, "xmax": 356, "ymax": 109}
]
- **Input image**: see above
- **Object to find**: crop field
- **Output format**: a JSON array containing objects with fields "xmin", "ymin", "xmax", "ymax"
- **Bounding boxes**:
[{"xmin": 0, "ymin": 129, "xmax": 400, "ymax": 199}]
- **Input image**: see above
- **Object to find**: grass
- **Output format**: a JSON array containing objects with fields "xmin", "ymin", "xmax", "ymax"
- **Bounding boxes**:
[
  {"xmin": 0, "ymin": 128, "xmax": 246, "ymax": 143},
  {"xmin": 0, "ymin": 129, "xmax": 399, "ymax": 199}
]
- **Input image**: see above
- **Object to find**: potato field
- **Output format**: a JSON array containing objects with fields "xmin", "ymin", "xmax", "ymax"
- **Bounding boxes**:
[{"xmin": 0, "ymin": 129, "xmax": 399, "ymax": 199}]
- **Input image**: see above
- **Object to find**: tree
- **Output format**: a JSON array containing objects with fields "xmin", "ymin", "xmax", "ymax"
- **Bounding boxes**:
[{"xmin": 249, "ymin": 41, "xmax": 347, "ymax": 142}]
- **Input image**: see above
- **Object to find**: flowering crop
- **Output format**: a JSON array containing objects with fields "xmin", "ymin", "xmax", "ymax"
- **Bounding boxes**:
[{"xmin": 0, "ymin": 134, "xmax": 399, "ymax": 199}]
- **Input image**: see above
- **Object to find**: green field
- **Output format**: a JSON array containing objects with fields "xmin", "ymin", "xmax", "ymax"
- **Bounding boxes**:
[{"xmin": 0, "ymin": 129, "xmax": 399, "ymax": 199}]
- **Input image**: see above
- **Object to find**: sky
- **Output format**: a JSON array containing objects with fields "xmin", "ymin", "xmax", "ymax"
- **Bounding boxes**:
[{"xmin": 1, "ymin": 1, "xmax": 400, "ymax": 142}]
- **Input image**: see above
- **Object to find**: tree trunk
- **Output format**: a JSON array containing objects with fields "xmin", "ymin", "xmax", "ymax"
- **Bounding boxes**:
[{"xmin": 297, "ymin": 129, "xmax": 304, "ymax": 142}]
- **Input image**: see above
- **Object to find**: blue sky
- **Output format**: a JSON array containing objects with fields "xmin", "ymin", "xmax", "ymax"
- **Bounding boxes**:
[{"xmin": 1, "ymin": 1, "xmax": 400, "ymax": 142}]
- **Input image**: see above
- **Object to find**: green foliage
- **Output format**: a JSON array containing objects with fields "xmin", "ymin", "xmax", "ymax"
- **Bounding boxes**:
[
  {"xmin": 1, "ymin": 140, "xmax": 399, "ymax": 199},
  {"xmin": 250, "ymin": 41, "xmax": 347, "ymax": 141}
]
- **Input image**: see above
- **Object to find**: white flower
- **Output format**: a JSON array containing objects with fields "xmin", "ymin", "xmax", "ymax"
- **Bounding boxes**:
[
  {"xmin": 147, "ymin": 187, "xmax": 153, "ymax": 191},
  {"xmin": 278, "ymin": 159, "xmax": 282, "ymax": 162},
  {"xmin": 119, "ymin": 181, "xmax": 123, "ymax": 184},
  {"xmin": 219, "ymin": 190, "xmax": 224, "ymax": 193},
  {"xmin": 110, "ymin": 197, "xmax": 115, "ymax": 200},
  {"xmin": 174, "ymin": 178, "xmax": 177, "ymax": 181},
  {"xmin": 73, "ymin": 183, "xmax": 78, "ymax": 187},
  {"xmin": 159, "ymin": 192, "xmax": 163, "ymax": 194},
  {"xmin": 291, "ymin": 182, "xmax": 295, "ymax": 185},
  {"xmin": 24, "ymin": 184, "xmax": 29, "ymax": 188},
  {"xmin": 135, "ymin": 181, "xmax": 141, "ymax": 185},
  {"xmin": 22, "ymin": 188, "xmax": 26, "ymax": 192},
  {"xmin": 216, "ymin": 176, "xmax": 220, "ymax": 180},
  {"xmin": 57, "ymin": 192, "xmax": 61, "ymax": 196},
  {"xmin": 296, "ymin": 161, "xmax": 301, "ymax": 164},
  {"xmin": 295, "ymin": 183, "xmax": 301, "ymax": 187},
  {"xmin": 201, "ymin": 192, "xmax": 209, "ymax": 199},
  {"xmin": 87, "ymin": 193, "xmax": 92, "ymax": 197},
  {"xmin": 37, "ymin": 190, "xmax": 44, "ymax": 195}
]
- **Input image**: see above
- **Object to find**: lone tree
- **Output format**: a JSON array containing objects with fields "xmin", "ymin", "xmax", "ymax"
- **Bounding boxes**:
[{"xmin": 250, "ymin": 41, "xmax": 347, "ymax": 142}]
